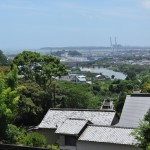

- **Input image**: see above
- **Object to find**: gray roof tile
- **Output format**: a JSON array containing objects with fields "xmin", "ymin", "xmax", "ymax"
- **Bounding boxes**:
[
  {"xmin": 38, "ymin": 109, "xmax": 116, "ymax": 129},
  {"xmin": 55, "ymin": 119, "xmax": 88, "ymax": 135},
  {"xmin": 78, "ymin": 125, "xmax": 137, "ymax": 145},
  {"xmin": 117, "ymin": 95, "xmax": 150, "ymax": 128}
]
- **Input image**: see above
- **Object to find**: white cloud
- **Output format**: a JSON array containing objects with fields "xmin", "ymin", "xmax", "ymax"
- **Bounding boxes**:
[{"xmin": 141, "ymin": 0, "xmax": 150, "ymax": 8}]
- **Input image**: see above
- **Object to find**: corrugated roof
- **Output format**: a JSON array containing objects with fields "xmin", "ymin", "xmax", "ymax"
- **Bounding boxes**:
[
  {"xmin": 78, "ymin": 125, "xmax": 136, "ymax": 145},
  {"xmin": 55, "ymin": 119, "xmax": 88, "ymax": 135},
  {"xmin": 38, "ymin": 109, "xmax": 116, "ymax": 129},
  {"xmin": 117, "ymin": 95, "xmax": 150, "ymax": 128}
]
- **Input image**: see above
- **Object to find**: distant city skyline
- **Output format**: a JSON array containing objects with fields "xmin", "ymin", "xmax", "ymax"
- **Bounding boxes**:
[{"xmin": 0, "ymin": 0, "xmax": 150, "ymax": 50}]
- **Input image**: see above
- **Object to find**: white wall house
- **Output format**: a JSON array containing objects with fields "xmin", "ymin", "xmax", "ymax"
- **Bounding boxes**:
[
  {"xmin": 55, "ymin": 118, "xmax": 90, "ymax": 150},
  {"xmin": 35, "ymin": 94, "xmax": 150, "ymax": 150},
  {"xmin": 77, "ymin": 125, "xmax": 140, "ymax": 150},
  {"xmin": 36, "ymin": 108, "xmax": 118, "ymax": 145}
]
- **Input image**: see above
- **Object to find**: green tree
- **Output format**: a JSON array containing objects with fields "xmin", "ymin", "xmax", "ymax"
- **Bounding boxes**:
[
  {"xmin": 111, "ymin": 75, "xmax": 115, "ymax": 79},
  {"xmin": 0, "ymin": 87, "xmax": 19, "ymax": 139},
  {"xmin": 142, "ymin": 78, "xmax": 150, "ymax": 93},
  {"xmin": 68, "ymin": 50, "xmax": 82, "ymax": 57},
  {"xmin": 13, "ymin": 51, "xmax": 67, "ymax": 108},
  {"xmin": 20, "ymin": 132, "xmax": 46, "ymax": 148},
  {"xmin": 56, "ymin": 82, "xmax": 100, "ymax": 109},
  {"xmin": 132, "ymin": 109, "xmax": 150, "ymax": 149},
  {"xmin": 5, "ymin": 124, "xmax": 26, "ymax": 144},
  {"xmin": 6, "ymin": 64, "xmax": 18, "ymax": 90},
  {"xmin": 13, "ymin": 51, "xmax": 67, "ymax": 83},
  {"xmin": 0, "ymin": 50, "xmax": 7, "ymax": 65},
  {"xmin": 15, "ymin": 80, "xmax": 48, "ymax": 126},
  {"xmin": 114, "ymin": 92, "xmax": 126, "ymax": 115}
]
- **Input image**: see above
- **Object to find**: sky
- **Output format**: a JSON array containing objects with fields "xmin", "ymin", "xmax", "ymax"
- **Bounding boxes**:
[{"xmin": 0, "ymin": 0, "xmax": 150, "ymax": 50}]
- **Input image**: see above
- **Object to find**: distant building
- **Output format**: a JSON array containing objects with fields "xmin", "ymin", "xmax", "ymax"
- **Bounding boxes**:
[
  {"xmin": 58, "ymin": 74, "xmax": 86, "ymax": 84},
  {"xmin": 75, "ymin": 75, "xmax": 86, "ymax": 83},
  {"xmin": 95, "ymin": 74, "xmax": 105, "ymax": 80},
  {"xmin": 95, "ymin": 74, "xmax": 110, "ymax": 81}
]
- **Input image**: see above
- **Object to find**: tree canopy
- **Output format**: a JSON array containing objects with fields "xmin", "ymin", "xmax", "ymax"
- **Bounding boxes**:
[
  {"xmin": 13, "ymin": 51, "xmax": 67, "ymax": 86},
  {"xmin": 12, "ymin": 51, "xmax": 67, "ymax": 125},
  {"xmin": 132, "ymin": 109, "xmax": 150, "ymax": 149},
  {"xmin": 0, "ymin": 50, "xmax": 8, "ymax": 65},
  {"xmin": 0, "ymin": 82, "xmax": 19, "ymax": 139}
]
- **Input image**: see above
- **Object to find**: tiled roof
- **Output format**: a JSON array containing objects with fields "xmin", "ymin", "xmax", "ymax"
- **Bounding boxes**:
[
  {"xmin": 78, "ymin": 125, "xmax": 137, "ymax": 145},
  {"xmin": 38, "ymin": 109, "xmax": 116, "ymax": 129},
  {"xmin": 117, "ymin": 95, "xmax": 150, "ymax": 128},
  {"xmin": 55, "ymin": 118, "xmax": 88, "ymax": 135}
]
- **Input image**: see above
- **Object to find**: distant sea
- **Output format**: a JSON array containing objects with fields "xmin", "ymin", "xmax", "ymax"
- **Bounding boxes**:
[
  {"xmin": 3, "ymin": 46, "xmax": 150, "ymax": 55},
  {"xmin": 3, "ymin": 49, "xmax": 38, "ymax": 55}
]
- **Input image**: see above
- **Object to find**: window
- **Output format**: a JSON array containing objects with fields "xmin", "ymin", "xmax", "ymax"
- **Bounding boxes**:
[
  {"xmin": 65, "ymin": 136, "xmax": 76, "ymax": 146},
  {"xmin": 102, "ymin": 106, "xmax": 111, "ymax": 109}
]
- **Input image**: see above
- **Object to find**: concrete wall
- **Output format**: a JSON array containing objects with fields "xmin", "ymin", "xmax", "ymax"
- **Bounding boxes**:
[
  {"xmin": 60, "ymin": 146, "xmax": 76, "ymax": 150},
  {"xmin": 36, "ymin": 129, "xmax": 58, "ymax": 145},
  {"xmin": 59, "ymin": 135, "xmax": 65, "ymax": 146},
  {"xmin": 77, "ymin": 141, "xmax": 141, "ymax": 150}
]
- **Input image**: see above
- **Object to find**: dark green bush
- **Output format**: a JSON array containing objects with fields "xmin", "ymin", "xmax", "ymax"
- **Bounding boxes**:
[
  {"xmin": 5, "ymin": 124, "xmax": 26, "ymax": 144},
  {"xmin": 20, "ymin": 132, "xmax": 46, "ymax": 148}
]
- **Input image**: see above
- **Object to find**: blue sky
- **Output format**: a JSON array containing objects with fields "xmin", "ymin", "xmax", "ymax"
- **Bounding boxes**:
[{"xmin": 0, "ymin": 0, "xmax": 150, "ymax": 49}]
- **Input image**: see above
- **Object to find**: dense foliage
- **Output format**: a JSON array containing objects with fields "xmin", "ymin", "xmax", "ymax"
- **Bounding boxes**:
[
  {"xmin": 0, "ymin": 50, "xmax": 8, "ymax": 65},
  {"xmin": 20, "ymin": 132, "xmax": 46, "ymax": 148},
  {"xmin": 55, "ymin": 81, "xmax": 100, "ymax": 109},
  {"xmin": 132, "ymin": 109, "xmax": 150, "ymax": 149},
  {"xmin": 0, "ymin": 79, "xmax": 19, "ymax": 140}
]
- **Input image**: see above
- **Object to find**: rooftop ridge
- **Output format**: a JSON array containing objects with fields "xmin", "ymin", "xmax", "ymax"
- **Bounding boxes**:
[
  {"xmin": 131, "ymin": 93, "xmax": 150, "ymax": 97},
  {"xmin": 68, "ymin": 118, "xmax": 88, "ymax": 121},
  {"xmin": 50, "ymin": 108, "xmax": 115, "ymax": 112},
  {"xmin": 88, "ymin": 124, "xmax": 136, "ymax": 129}
]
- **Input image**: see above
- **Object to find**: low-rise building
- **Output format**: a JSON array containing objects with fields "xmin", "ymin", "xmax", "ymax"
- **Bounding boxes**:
[
  {"xmin": 58, "ymin": 74, "xmax": 87, "ymax": 84},
  {"xmin": 77, "ymin": 125, "xmax": 139, "ymax": 150},
  {"xmin": 35, "ymin": 93, "xmax": 150, "ymax": 150},
  {"xmin": 36, "ymin": 108, "xmax": 118, "ymax": 145},
  {"xmin": 117, "ymin": 94, "xmax": 150, "ymax": 128}
]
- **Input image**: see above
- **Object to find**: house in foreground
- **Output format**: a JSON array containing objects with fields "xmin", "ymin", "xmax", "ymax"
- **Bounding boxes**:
[
  {"xmin": 77, "ymin": 125, "xmax": 138, "ymax": 150},
  {"xmin": 117, "ymin": 94, "xmax": 150, "ymax": 128},
  {"xmin": 36, "ymin": 109, "xmax": 118, "ymax": 145},
  {"xmin": 35, "ymin": 93, "xmax": 150, "ymax": 150}
]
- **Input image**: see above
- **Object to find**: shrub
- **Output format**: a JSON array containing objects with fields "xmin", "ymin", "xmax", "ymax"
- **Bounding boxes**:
[
  {"xmin": 20, "ymin": 132, "xmax": 46, "ymax": 148},
  {"xmin": 5, "ymin": 124, "xmax": 26, "ymax": 144}
]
